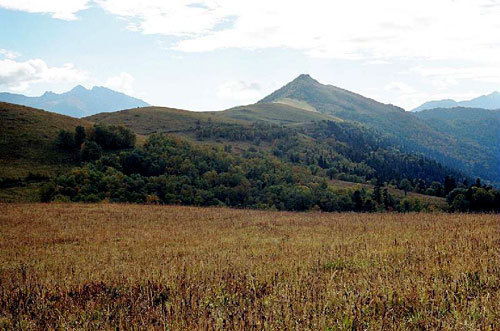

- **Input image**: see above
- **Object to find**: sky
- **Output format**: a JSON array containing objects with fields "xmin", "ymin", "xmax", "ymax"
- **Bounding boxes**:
[{"xmin": 1, "ymin": 0, "xmax": 500, "ymax": 111}]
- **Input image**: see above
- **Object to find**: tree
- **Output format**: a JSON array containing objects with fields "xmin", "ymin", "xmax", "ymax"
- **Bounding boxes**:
[
  {"xmin": 372, "ymin": 184, "xmax": 382, "ymax": 204},
  {"xmin": 327, "ymin": 168, "xmax": 337, "ymax": 180},
  {"xmin": 39, "ymin": 182, "xmax": 56, "ymax": 202},
  {"xmin": 446, "ymin": 188, "xmax": 467, "ymax": 206},
  {"xmin": 444, "ymin": 176, "xmax": 456, "ymax": 195},
  {"xmin": 74, "ymin": 125, "xmax": 86, "ymax": 147},
  {"xmin": 451, "ymin": 194, "xmax": 469, "ymax": 212},
  {"xmin": 383, "ymin": 188, "xmax": 395, "ymax": 210},
  {"xmin": 56, "ymin": 130, "xmax": 75, "ymax": 149},
  {"xmin": 352, "ymin": 190, "xmax": 363, "ymax": 210},
  {"xmin": 430, "ymin": 181, "xmax": 444, "ymax": 197},
  {"xmin": 399, "ymin": 179, "xmax": 413, "ymax": 197},
  {"xmin": 80, "ymin": 141, "xmax": 102, "ymax": 161}
]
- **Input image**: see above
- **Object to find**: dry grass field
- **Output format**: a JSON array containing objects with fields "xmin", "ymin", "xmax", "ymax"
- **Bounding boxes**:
[{"xmin": 0, "ymin": 204, "xmax": 498, "ymax": 330}]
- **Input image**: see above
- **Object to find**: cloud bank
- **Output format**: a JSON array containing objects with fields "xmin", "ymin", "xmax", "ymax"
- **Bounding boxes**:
[
  {"xmin": 0, "ymin": 0, "xmax": 89, "ymax": 20},
  {"xmin": 0, "ymin": 58, "xmax": 87, "ymax": 92}
]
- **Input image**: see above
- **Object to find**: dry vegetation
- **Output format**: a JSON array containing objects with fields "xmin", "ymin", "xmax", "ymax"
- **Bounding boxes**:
[{"xmin": 0, "ymin": 203, "xmax": 498, "ymax": 330}]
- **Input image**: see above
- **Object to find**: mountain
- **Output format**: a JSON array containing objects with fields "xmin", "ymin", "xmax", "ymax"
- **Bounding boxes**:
[
  {"xmin": 412, "ymin": 92, "xmax": 500, "ymax": 112},
  {"xmin": 411, "ymin": 99, "xmax": 460, "ymax": 112},
  {"xmin": 0, "ymin": 86, "xmax": 149, "ymax": 118},
  {"xmin": 259, "ymin": 74, "xmax": 499, "ymax": 184}
]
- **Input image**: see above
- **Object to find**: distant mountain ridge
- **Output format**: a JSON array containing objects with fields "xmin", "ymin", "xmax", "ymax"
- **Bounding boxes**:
[
  {"xmin": 0, "ymin": 86, "xmax": 149, "ymax": 118},
  {"xmin": 412, "ymin": 92, "xmax": 500, "ymax": 112}
]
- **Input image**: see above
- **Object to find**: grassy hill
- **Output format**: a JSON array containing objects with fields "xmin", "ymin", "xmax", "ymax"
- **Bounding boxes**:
[
  {"xmin": 0, "ymin": 102, "xmax": 91, "ymax": 178},
  {"xmin": 0, "ymin": 102, "xmax": 93, "ymax": 201},
  {"xmin": 86, "ymin": 106, "xmax": 236, "ymax": 136},
  {"xmin": 86, "ymin": 102, "xmax": 337, "ymax": 136}
]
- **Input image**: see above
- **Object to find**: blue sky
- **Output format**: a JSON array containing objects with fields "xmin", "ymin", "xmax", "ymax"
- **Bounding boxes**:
[{"xmin": 1, "ymin": 0, "xmax": 499, "ymax": 111}]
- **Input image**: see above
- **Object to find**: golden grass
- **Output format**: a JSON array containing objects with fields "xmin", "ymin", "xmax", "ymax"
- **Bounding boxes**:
[{"xmin": 0, "ymin": 203, "xmax": 498, "ymax": 330}]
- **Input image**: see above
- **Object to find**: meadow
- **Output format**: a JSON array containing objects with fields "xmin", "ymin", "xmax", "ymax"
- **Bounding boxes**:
[{"xmin": 0, "ymin": 203, "xmax": 498, "ymax": 329}]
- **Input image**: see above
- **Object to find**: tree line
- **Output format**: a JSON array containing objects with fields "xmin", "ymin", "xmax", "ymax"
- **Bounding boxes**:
[{"xmin": 42, "ymin": 126, "xmax": 499, "ymax": 212}]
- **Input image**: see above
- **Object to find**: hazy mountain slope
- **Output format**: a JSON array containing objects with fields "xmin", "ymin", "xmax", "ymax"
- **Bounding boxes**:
[
  {"xmin": 0, "ymin": 86, "xmax": 149, "ymax": 118},
  {"xmin": 412, "ymin": 92, "xmax": 500, "ymax": 112},
  {"xmin": 0, "ymin": 102, "xmax": 91, "ymax": 178},
  {"xmin": 259, "ymin": 74, "xmax": 498, "ymax": 184},
  {"xmin": 415, "ymin": 107, "xmax": 500, "ymax": 183},
  {"xmin": 460, "ymin": 92, "xmax": 500, "ymax": 109},
  {"xmin": 411, "ymin": 99, "xmax": 459, "ymax": 112},
  {"xmin": 415, "ymin": 107, "xmax": 500, "ymax": 143}
]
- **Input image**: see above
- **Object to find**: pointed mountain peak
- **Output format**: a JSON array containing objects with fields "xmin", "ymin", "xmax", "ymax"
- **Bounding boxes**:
[
  {"xmin": 69, "ymin": 85, "xmax": 88, "ymax": 93},
  {"xmin": 291, "ymin": 74, "xmax": 318, "ymax": 84}
]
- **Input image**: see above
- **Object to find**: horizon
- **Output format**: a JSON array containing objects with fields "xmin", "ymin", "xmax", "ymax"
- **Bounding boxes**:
[
  {"xmin": 1, "ymin": 1, "xmax": 500, "ymax": 111},
  {"xmin": 2, "ymin": 74, "xmax": 499, "ymax": 112}
]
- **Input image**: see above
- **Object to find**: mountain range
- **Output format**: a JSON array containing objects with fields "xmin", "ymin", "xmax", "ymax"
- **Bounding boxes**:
[
  {"xmin": 0, "ymin": 85, "xmax": 149, "ymax": 118},
  {"xmin": 412, "ymin": 92, "xmax": 500, "ymax": 112}
]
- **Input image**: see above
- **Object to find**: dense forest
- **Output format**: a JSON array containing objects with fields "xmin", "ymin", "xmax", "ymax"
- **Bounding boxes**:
[{"xmin": 40, "ymin": 124, "xmax": 499, "ymax": 212}]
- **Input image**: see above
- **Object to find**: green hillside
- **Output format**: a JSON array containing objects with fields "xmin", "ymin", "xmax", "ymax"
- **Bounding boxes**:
[
  {"xmin": 0, "ymin": 102, "xmax": 91, "ymax": 178},
  {"xmin": 85, "ymin": 101, "xmax": 465, "ymax": 192},
  {"xmin": 259, "ymin": 75, "xmax": 499, "ymax": 184}
]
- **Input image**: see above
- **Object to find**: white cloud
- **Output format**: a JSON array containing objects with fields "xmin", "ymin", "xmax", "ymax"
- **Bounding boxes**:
[
  {"xmin": 217, "ymin": 80, "xmax": 263, "ymax": 103},
  {"xmin": 0, "ymin": 58, "xmax": 87, "ymax": 92},
  {"xmin": 104, "ymin": 72, "xmax": 135, "ymax": 94},
  {"xmin": 0, "ymin": 49, "xmax": 20, "ymax": 60},
  {"xmin": 5, "ymin": 1, "xmax": 500, "ymax": 67},
  {"xmin": 93, "ymin": 0, "xmax": 500, "ymax": 62},
  {"xmin": 95, "ymin": 0, "xmax": 231, "ymax": 36},
  {"xmin": 93, "ymin": 0, "xmax": 500, "ymax": 97},
  {"xmin": 0, "ymin": 0, "xmax": 90, "ymax": 20}
]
